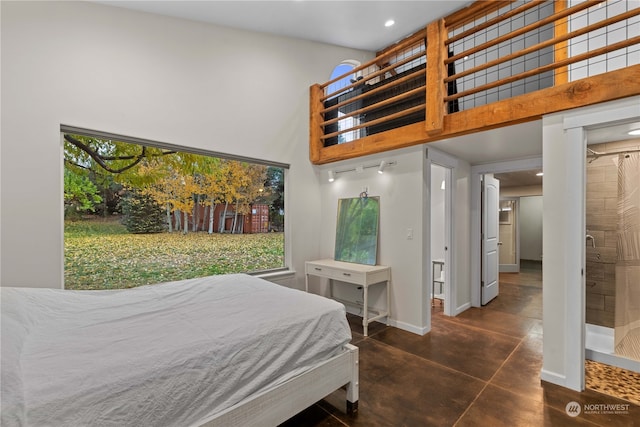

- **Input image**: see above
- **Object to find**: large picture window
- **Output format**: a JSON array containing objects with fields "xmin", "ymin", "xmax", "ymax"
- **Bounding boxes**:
[{"xmin": 62, "ymin": 129, "xmax": 286, "ymax": 290}]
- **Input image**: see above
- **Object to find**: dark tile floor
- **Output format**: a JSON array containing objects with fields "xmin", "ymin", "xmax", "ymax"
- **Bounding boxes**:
[{"xmin": 281, "ymin": 264, "xmax": 640, "ymax": 426}]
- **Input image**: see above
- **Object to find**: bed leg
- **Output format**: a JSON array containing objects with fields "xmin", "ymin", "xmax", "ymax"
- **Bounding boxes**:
[{"xmin": 345, "ymin": 344, "xmax": 359, "ymax": 416}]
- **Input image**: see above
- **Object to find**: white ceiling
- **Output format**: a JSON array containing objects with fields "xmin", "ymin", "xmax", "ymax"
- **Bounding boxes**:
[
  {"xmin": 91, "ymin": 0, "xmax": 633, "ymax": 169},
  {"xmin": 429, "ymin": 121, "xmax": 543, "ymax": 165},
  {"xmin": 93, "ymin": 1, "xmax": 472, "ymax": 52},
  {"xmin": 586, "ymin": 120, "xmax": 640, "ymax": 145}
]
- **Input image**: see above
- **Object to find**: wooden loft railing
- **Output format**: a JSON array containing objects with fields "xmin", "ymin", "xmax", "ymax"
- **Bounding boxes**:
[{"xmin": 309, "ymin": 0, "xmax": 640, "ymax": 165}]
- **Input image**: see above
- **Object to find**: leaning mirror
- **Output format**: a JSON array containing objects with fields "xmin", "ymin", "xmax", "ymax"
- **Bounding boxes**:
[{"xmin": 334, "ymin": 196, "xmax": 380, "ymax": 265}]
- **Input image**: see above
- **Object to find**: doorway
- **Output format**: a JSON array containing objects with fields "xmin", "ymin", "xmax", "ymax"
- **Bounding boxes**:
[
  {"xmin": 430, "ymin": 164, "xmax": 449, "ymax": 314},
  {"xmin": 495, "ymin": 169, "xmax": 544, "ymax": 275},
  {"xmin": 470, "ymin": 158, "xmax": 543, "ymax": 307},
  {"xmin": 426, "ymin": 148, "xmax": 455, "ymax": 319},
  {"xmin": 498, "ymin": 198, "xmax": 519, "ymax": 273}
]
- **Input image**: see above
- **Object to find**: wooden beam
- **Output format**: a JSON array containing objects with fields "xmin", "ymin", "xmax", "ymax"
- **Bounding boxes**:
[
  {"xmin": 425, "ymin": 21, "xmax": 445, "ymax": 135},
  {"xmin": 309, "ymin": 84, "xmax": 324, "ymax": 164},
  {"xmin": 442, "ymin": 65, "xmax": 640, "ymax": 135},
  {"xmin": 311, "ymin": 65, "xmax": 640, "ymax": 164},
  {"xmin": 313, "ymin": 122, "xmax": 428, "ymax": 164}
]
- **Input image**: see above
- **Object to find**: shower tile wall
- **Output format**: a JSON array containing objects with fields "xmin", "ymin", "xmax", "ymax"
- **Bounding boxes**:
[{"xmin": 586, "ymin": 140, "xmax": 640, "ymax": 327}]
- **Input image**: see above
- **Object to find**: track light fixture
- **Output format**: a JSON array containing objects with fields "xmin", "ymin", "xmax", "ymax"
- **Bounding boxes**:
[
  {"xmin": 377, "ymin": 160, "xmax": 387, "ymax": 174},
  {"xmin": 327, "ymin": 160, "xmax": 396, "ymax": 183}
]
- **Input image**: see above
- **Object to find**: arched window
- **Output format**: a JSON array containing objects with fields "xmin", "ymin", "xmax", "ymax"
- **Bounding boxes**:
[
  {"xmin": 327, "ymin": 61, "xmax": 359, "ymax": 96},
  {"xmin": 326, "ymin": 61, "xmax": 362, "ymax": 145}
]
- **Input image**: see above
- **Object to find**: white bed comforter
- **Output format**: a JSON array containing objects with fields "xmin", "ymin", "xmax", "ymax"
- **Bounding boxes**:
[{"xmin": 1, "ymin": 274, "xmax": 351, "ymax": 427}]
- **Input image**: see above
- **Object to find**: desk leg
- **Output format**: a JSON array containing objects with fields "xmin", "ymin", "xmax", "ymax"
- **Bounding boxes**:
[
  {"xmin": 386, "ymin": 279, "xmax": 390, "ymax": 326},
  {"xmin": 363, "ymin": 285, "xmax": 368, "ymax": 337},
  {"xmin": 305, "ymin": 273, "xmax": 309, "ymax": 293}
]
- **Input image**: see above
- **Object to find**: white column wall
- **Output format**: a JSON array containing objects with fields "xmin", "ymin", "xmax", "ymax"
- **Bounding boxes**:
[
  {"xmin": 454, "ymin": 161, "xmax": 472, "ymax": 314},
  {"xmin": 316, "ymin": 147, "xmax": 427, "ymax": 333},
  {"xmin": 541, "ymin": 96, "xmax": 640, "ymax": 391},
  {"xmin": 315, "ymin": 146, "xmax": 472, "ymax": 334},
  {"xmin": 0, "ymin": 1, "xmax": 372, "ymax": 289},
  {"xmin": 542, "ymin": 114, "xmax": 587, "ymax": 390}
]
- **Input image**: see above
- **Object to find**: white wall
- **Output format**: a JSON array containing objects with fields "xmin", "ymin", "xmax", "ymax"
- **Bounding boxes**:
[
  {"xmin": 453, "ymin": 160, "xmax": 472, "ymax": 314},
  {"xmin": 501, "ymin": 185, "xmax": 542, "ymax": 197},
  {"xmin": 519, "ymin": 196, "xmax": 543, "ymax": 261},
  {"xmin": 311, "ymin": 146, "xmax": 472, "ymax": 334},
  {"xmin": 0, "ymin": 1, "xmax": 373, "ymax": 288},
  {"xmin": 314, "ymin": 147, "xmax": 426, "ymax": 332}
]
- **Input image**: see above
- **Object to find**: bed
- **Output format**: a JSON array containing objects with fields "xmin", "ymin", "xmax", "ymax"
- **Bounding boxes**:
[{"xmin": 0, "ymin": 273, "xmax": 359, "ymax": 426}]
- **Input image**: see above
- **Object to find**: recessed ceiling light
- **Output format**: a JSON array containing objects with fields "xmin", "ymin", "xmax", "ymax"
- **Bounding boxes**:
[
  {"xmin": 628, "ymin": 129, "xmax": 640, "ymax": 136},
  {"xmin": 384, "ymin": 19, "xmax": 395, "ymax": 27},
  {"xmin": 536, "ymin": 172, "xmax": 544, "ymax": 176}
]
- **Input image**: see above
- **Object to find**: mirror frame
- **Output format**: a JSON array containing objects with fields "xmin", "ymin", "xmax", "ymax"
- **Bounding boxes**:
[{"xmin": 334, "ymin": 196, "xmax": 380, "ymax": 265}]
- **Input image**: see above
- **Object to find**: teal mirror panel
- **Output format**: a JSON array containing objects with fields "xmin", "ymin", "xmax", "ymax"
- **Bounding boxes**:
[{"xmin": 334, "ymin": 196, "xmax": 380, "ymax": 265}]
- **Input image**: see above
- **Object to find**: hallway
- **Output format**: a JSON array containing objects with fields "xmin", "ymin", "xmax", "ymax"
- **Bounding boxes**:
[{"xmin": 282, "ymin": 264, "xmax": 640, "ymax": 426}]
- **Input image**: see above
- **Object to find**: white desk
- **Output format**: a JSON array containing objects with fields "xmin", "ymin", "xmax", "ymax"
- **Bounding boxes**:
[{"xmin": 305, "ymin": 259, "xmax": 391, "ymax": 336}]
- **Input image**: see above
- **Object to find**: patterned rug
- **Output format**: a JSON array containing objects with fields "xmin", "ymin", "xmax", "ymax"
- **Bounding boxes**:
[{"xmin": 585, "ymin": 359, "xmax": 640, "ymax": 405}]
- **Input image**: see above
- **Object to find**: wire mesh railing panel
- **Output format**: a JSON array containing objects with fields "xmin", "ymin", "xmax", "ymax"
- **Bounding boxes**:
[
  {"xmin": 567, "ymin": 0, "xmax": 640, "ymax": 82},
  {"xmin": 446, "ymin": 1, "xmax": 556, "ymax": 112}
]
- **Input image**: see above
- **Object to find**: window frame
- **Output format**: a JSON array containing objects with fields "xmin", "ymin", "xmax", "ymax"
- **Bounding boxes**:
[{"xmin": 61, "ymin": 125, "xmax": 290, "ymax": 289}]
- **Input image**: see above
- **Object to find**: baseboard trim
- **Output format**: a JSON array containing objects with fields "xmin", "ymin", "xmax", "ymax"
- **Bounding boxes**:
[
  {"xmin": 455, "ymin": 302, "xmax": 471, "ymax": 316},
  {"xmin": 345, "ymin": 307, "xmax": 429, "ymax": 336},
  {"xmin": 540, "ymin": 368, "xmax": 566, "ymax": 387},
  {"xmin": 389, "ymin": 319, "xmax": 429, "ymax": 336}
]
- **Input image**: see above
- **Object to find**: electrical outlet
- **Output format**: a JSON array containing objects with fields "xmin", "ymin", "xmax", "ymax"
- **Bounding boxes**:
[{"xmin": 407, "ymin": 228, "xmax": 413, "ymax": 240}]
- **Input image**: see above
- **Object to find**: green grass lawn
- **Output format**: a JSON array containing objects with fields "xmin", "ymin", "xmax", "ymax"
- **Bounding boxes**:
[{"xmin": 64, "ymin": 218, "xmax": 285, "ymax": 290}]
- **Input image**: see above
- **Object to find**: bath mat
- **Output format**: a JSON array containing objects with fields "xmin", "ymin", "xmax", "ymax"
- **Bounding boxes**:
[{"xmin": 585, "ymin": 359, "xmax": 640, "ymax": 405}]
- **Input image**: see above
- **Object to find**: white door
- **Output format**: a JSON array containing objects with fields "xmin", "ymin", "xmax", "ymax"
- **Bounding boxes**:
[{"xmin": 482, "ymin": 174, "xmax": 500, "ymax": 305}]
